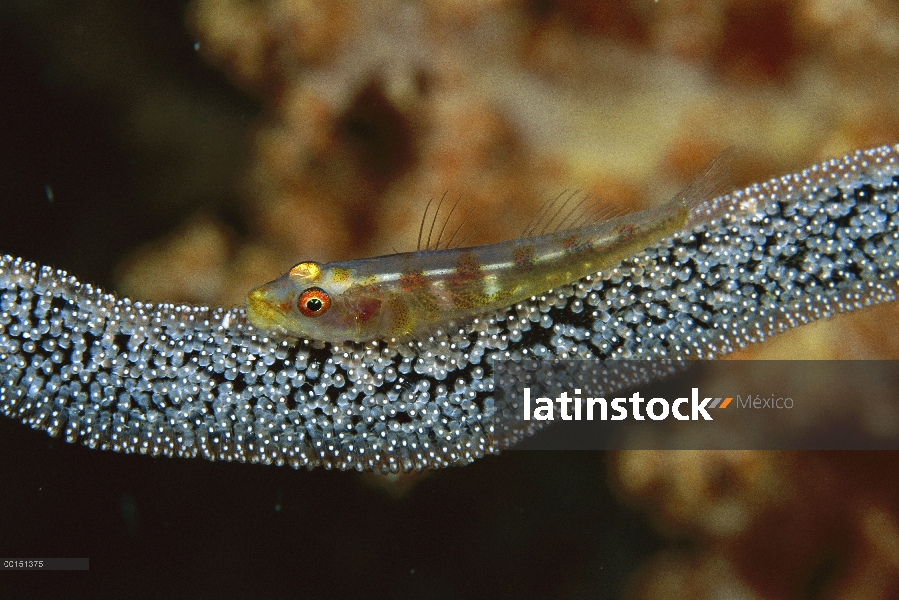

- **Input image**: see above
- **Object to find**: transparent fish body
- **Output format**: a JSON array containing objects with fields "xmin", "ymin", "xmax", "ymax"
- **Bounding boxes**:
[{"xmin": 249, "ymin": 147, "xmax": 741, "ymax": 343}]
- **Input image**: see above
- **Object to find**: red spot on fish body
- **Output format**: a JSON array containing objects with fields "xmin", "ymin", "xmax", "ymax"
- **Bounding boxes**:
[
  {"xmin": 513, "ymin": 245, "xmax": 535, "ymax": 269},
  {"xmin": 400, "ymin": 270, "xmax": 428, "ymax": 292},
  {"xmin": 355, "ymin": 297, "xmax": 381, "ymax": 324},
  {"xmin": 450, "ymin": 252, "xmax": 483, "ymax": 284},
  {"xmin": 448, "ymin": 252, "xmax": 484, "ymax": 309},
  {"xmin": 560, "ymin": 234, "xmax": 593, "ymax": 255},
  {"xmin": 617, "ymin": 224, "xmax": 635, "ymax": 238}
]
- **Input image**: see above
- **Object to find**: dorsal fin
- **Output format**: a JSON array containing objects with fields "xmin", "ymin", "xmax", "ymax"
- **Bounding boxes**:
[
  {"xmin": 417, "ymin": 193, "xmax": 477, "ymax": 251},
  {"xmin": 674, "ymin": 147, "xmax": 735, "ymax": 220},
  {"xmin": 412, "ymin": 158, "xmax": 728, "ymax": 253},
  {"xmin": 413, "ymin": 189, "xmax": 636, "ymax": 253},
  {"xmin": 522, "ymin": 190, "xmax": 631, "ymax": 238},
  {"xmin": 520, "ymin": 149, "xmax": 736, "ymax": 239}
]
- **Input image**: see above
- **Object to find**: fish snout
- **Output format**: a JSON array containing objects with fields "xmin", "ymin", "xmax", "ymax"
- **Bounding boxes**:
[{"xmin": 246, "ymin": 281, "xmax": 292, "ymax": 329}]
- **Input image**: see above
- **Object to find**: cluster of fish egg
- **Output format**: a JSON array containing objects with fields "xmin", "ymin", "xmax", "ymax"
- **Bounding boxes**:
[
  {"xmin": 541, "ymin": 147, "xmax": 899, "ymax": 363},
  {"xmin": 1, "ymin": 145, "xmax": 898, "ymax": 472}
]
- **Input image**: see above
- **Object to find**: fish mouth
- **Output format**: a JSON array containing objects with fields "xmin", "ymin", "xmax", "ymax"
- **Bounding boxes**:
[{"xmin": 246, "ymin": 285, "xmax": 291, "ymax": 331}]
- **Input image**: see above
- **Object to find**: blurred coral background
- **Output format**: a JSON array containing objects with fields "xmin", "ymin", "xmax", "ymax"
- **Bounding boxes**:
[{"xmin": 2, "ymin": 1, "xmax": 899, "ymax": 598}]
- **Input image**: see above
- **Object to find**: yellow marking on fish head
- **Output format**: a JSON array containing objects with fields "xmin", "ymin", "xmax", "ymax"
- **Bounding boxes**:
[
  {"xmin": 246, "ymin": 275, "xmax": 298, "ymax": 332},
  {"xmin": 330, "ymin": 267, "xmax": 352, "ymax": 283},
  {"xmin": 289, "ymin": 261, "xmax": 322, "ymax": 283},
  {"xmin": 247, "ymin": 286, "xmax": 279, "ymax": 324}
]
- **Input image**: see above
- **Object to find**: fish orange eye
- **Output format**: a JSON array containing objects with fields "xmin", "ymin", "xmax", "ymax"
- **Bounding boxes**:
[{"xmin": 297, "ymin": 287, "xmax": 331, "ymax": 317}]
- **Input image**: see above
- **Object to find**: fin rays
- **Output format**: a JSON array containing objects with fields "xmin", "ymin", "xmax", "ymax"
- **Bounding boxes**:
[
  {"xmin": 417, "ymin": 157, "xmax": 729, "ymax": 251},
  {"xmin": 414, "ymin": 187, "xmax": 636, "ymax": 254},
  {"xmin": 675, "ymin": 147, "xmax": 735, "ymax": 212},
  {"xmin": 418, "ymin": 193, "xmax": 474, "ymax": 251},
  {"xmin": 522, "ymin": 190, "xmax": 630, "ymax": 238}
]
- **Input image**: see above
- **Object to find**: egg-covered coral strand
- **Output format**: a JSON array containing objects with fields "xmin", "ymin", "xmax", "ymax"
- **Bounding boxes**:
[{"xmin": 2, "ymin": 145, "xmax": 899, "ymax": 472}]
